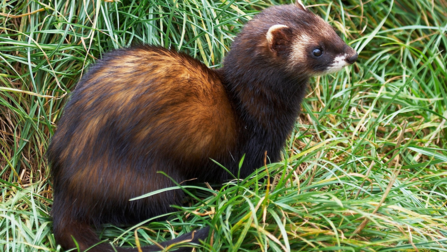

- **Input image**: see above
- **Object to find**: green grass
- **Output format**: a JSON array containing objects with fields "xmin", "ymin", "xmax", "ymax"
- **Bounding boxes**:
[{"xmin": 1, "ymin": 0, "xmax": 446, "ymax": 251}]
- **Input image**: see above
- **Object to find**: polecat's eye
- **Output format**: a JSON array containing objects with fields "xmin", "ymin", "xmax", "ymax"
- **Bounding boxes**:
[{"xmin": 312, "ymin": 48, "xmax": 323, "ymax": 57}]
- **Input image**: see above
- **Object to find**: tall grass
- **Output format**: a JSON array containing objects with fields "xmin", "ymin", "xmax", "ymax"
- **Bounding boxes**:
[{"xmin": 1, "ymin": 0, "xmax": 446, "ymax": 251}]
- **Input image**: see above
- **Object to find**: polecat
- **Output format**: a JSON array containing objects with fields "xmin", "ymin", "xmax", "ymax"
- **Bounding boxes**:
[{"xmin": 47, "ymin": 1, "xmax": 358, "ymax": 251}]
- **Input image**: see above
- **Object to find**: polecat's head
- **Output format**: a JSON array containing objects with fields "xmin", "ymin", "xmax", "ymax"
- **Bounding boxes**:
[{"xmin": 252, "ymin": 0, "xmax": 358, "ymax": 77}]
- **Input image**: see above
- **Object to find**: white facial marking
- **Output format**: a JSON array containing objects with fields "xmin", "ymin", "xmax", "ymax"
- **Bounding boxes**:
[
  {"xmin": 324, "ymin": 54, "xmax": 349, "ymax": 74},
  {"xmin": 266, "ymin": 24, "xmax": 289, "ymax": 45},
  {"xmin": 289, "ymin": 33, "xmax": 312, "ymax": 69}
]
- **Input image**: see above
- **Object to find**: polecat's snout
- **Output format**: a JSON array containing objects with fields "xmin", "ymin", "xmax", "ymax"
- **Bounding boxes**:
[
  {"xmin": 346, "ymin": 54, "xmax": 358, "ymax": 64},
  {"xmin": 319, "ymin": 44, "xmax": 358, "ymax": 75},
  {"xmin": 345, "ymin": 46, "xmax": 358, "ymax": 65}
]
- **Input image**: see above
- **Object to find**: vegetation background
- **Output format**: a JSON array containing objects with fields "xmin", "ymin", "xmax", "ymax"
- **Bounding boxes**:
[{"xmin": 1, "ymin": 0, "xmax": 446, "ymax": 251}]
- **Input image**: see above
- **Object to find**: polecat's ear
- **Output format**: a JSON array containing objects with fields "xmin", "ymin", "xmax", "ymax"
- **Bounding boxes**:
[
  {"xmin": 296, "ymin": 0, "xmax": 307, "ymax": 11},
  {"xmin": 266, "ymin": 24, "xmax": 293, "ymax": 56}
]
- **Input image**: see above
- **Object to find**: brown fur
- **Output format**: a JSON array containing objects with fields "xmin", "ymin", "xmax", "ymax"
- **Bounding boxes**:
[{"xmin": 48, "ymin": 2, "xmax": 357, "ymax": 251}]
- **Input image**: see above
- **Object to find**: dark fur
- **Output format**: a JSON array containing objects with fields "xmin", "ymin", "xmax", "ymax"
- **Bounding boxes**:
[{"xmin": 48, "ymin": 2, "xmax": 357, "ymax": 252}]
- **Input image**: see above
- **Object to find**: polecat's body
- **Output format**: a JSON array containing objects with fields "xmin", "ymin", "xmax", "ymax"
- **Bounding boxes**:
[{"xmin": 48, "ymin": 1, "xmax": 357, "ymax": 251}]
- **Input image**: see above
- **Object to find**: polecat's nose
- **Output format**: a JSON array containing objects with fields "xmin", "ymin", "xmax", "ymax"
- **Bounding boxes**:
[{"xmin": 346, "ymin": 53, "xmax": 358, "ymax": 64}]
